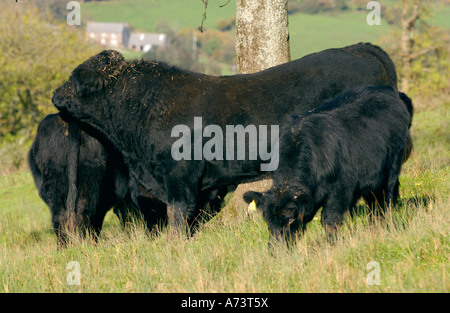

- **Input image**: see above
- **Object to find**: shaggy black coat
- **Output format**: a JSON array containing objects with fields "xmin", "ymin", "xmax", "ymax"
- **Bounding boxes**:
[
  {"xmin": 52, "ymin": 43, "xmax": 401, "ymax": 231},
  {"xmin": 28, "ymin": 114, "xmax": 151, "ymax": 247},
  {"xmin": 243, "ymin": 86, "xmax": 412, "ymax": 245}
]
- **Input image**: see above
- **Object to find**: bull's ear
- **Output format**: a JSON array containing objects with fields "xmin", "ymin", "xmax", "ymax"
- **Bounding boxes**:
[
  {"xmin": 243, "ymin": 191, "xmax": 264, "ymax": 207},
  {"xmin": 72, "ymin": 67, "xmax": 108, "ymax": 96}
]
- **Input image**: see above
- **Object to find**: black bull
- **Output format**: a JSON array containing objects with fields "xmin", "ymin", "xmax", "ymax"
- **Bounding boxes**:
[
  {"xmin": 28, "ymin": 113, "xmax": 159, "ymax": 247},
  {"xmin": 53, "ymin": 42, "xmax": 408, "ymax": 233}
]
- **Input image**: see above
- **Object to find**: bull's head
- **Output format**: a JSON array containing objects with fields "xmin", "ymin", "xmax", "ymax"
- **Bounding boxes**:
[{"xmin": 52, "ymin": 50, "xmax": 126, "ymax": 124}]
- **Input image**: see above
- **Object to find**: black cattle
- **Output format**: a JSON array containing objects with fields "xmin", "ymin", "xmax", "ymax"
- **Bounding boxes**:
[
  {"xmin": 243, "ymin": 86, "xmax": 413, "ymax": 246},
  {"xmin": 28, "ymin": 114, "xmax": 165, "ymax": 248},
  {"xmin": 52, "ymin": 43, "xmax": 401, "ymax": 233}
]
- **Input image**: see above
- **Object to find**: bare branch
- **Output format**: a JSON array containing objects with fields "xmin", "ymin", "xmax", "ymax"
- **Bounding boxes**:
[
  {"xmin": 219, "ymin": 0, "xmax": 231, "ymax": 7},
  {"xmin": 406, "ymin": 3, "xmax": 420, "ymax": 29},
  {"xmin": 409, "ymin": 45, "xmax": 441, "ymax": 60},
  {"xmin": 198, "ymin": 0, "xmax": 209, "ymax": 33}
]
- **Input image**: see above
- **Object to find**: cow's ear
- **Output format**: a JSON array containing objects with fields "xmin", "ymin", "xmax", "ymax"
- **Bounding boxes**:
[
  {"xmin": 243, "ymin": 191, "xmax": 265, "ymax": 207},
  {"xmin": 72, "ymin": 67, "xmax": 108, "ymax": 96},
  {"xmin": 293, "ymin": 193, "xmax": 313, "ymax": 222}
]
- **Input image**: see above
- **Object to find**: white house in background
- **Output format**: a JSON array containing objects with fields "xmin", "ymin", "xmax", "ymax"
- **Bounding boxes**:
[
  {"xmin": 128, "ymin": 33, "xmax": 168, "ymax": 53},
  {"xmin": 86, "ymin": 22, "xmax": 130, "ymax": 48}
]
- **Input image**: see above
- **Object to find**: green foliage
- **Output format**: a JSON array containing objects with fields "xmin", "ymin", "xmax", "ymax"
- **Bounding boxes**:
[
  {"xmin": 295, "ymin": 0, "xmax": 349, "ymax": 14},
  {"xmin": 216, "ymin": 16, "xmax": 235, "ymax": 31},
  {"xmin": 379, "ymin": 3, "xmax": 450, "ymax": 103},
  {"xmin": 0, "ymin": 3, "xmax": 99, "ymax": 168},
  {"xmin": 143, "ymin": 23, "xmax": 197, "ymax": 71}
]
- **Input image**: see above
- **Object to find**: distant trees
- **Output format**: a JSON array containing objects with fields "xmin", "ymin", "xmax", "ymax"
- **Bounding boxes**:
[
  {"xmin": 297, "ymin": 0, "xmax": 349, "ymax": 14},
  {"xmin": 142, "ymin": 19, "xmax": 235, "ymax": 75},
  {"xmin": 379, "ymin": 0, "xmax": 450, "ymax": 99}
]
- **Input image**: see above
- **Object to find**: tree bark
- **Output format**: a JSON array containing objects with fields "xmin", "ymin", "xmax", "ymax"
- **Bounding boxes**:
[
  {"xmin": 220, "ymin": 0, "xmax": 291, "ymax": 217},
  {"xmin": 235, "ymin": 0, "xmax": 291, "ymax": 74}
]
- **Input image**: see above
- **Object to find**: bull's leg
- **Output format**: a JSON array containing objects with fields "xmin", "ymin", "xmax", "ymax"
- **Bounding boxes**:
[
  {"xmin": 51, "ymin": 207, "xmax": 70, "ymax": 249},
  {"xmin": 167, "ymin": 200, "xmax": 198, "ymax": 238},
  {"xmin": 86, "ymin": 201, "xmax": 110, "ymax": 242},
  {"xmin": 40, "ymin": 185, "xmax": 73, "ymax": 249},
  {"xmin": 166, "ymin": 182, "xmax": 199, "ymax": 237}
]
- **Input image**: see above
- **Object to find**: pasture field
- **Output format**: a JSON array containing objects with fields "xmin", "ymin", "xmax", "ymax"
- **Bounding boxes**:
[
  {"xmin": 82, "ymin": 0, "xmax": 237, "ymax": 33},
  {"xmin": 0, "ymin": 0, "xmax": 448, "ymax": 294},
  {"xmin": 82, "ymin": 0, "xmax": 392, "ymax": 60},
  {"xmin": 0, "ymin": 103, "xmax": 448, "ymax": 293},
  {"xmin": 81, "ymin": 0, "xmax": 450, "ymax": 60}
]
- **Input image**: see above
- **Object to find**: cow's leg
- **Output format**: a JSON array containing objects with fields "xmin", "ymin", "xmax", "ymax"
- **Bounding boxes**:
[
  {"xmin": 135, "ymin": 196, "xmax": 168, "ymax": 234},
  {"xmin": 364, "ymin": 158, "xmax": 402, "ymax": 219},
  {"xmin": 321, "ymin": 190, "xmax": 352, "ymax": 243},
  {"xmin": 385, "ymin": 159, "xmax": 402, "ymax": 208},
  {"xmin": 363, "ymin": 187, "xmax": 385, "ymax": 212}
]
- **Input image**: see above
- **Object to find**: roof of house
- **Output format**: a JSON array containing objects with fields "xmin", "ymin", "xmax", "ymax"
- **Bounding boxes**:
[{"xmin": 86, "ymin": 22, "xmax": 130, "ymax": 34}]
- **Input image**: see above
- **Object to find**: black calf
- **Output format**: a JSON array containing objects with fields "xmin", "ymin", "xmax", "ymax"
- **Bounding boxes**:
[{"xmin": 244, "ymin": 86, "xmax": 413, "ymax": 245}]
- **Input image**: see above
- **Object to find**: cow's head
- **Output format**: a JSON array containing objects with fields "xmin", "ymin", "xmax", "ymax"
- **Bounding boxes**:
[
  {"xmin": 52, "ymin": 50, "xmax": 126, "ymax": 126},
  {"xmin": 243, "ymin": 188, "xmax": 313, "ymax": 248}
]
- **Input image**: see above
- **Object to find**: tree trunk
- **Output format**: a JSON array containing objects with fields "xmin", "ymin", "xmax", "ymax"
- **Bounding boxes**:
[
  {"xmin": 220, "ymin": 0, "xmax": 291, "ymax": 218},
  {"xmin": 235, "ymin": 0, "xmax": 291, "ymax": 74}
]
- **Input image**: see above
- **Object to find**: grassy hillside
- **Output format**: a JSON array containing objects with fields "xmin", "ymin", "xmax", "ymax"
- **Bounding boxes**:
[
  {"xmin": 1, "ymin": 105, "xmax": 448, "ymax": 292},
  {"xmin": 82, "ymin": 0, "xmax": 236, "ymax": 33},
  {"xmin": 82, "ymin": 0, "xmax": 391, "ymax": 60},
  {"xmin": 81, "ymin": 0, "xmax": 449, "ymax": 60},
  {"xmin": 288, "ymin": 11, "xmax": 393, "ymax": 59}
]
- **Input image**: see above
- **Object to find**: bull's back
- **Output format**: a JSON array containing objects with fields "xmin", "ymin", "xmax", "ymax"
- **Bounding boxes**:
[{"xmin": 170, "ymin": 43, "xmax": 398, "ymax": 127}]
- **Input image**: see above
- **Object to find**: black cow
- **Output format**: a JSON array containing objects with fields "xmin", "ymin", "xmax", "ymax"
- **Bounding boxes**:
[
  {"xmin": 52, "ymin": 43, "xmax": 401, "ymax": 233},
  {"xmin": 28, "ymin": 113, "xmax": 166, "ymax": 248},
  {"xmin": 243, "ymin": 86, "xmax": 413, "ymax": 246}
]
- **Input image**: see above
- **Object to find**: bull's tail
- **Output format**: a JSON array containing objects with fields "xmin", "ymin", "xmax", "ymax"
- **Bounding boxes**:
[
  {"xmin": 352, "ymin": 43, "xmax": 399, "ymax": 91},
  {"xmin": 65, "ymin": 120, "xmax": 81, "ymax": 228},
  {"xmin": 398, "ymin": 92, "xmax": 414, "ymax": 163}
]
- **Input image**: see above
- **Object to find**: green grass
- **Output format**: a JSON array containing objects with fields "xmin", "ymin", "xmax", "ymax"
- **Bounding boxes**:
[
  {"xmin": 1, "ymin": 105, "xmax": 448, "ymax": 292},
  {"xmin": 433, "ymin": 3, "xmax": 450, "ymax": 29},
  {"xmin": 288, "ymin": 11, "xmax": 393, "ymax": 59},
  {"xmin": 82, "ymin": 0, "xmax": 393, "ymax": 60},
  {"xmin": 1, "ymin": 0, "xmax": 448, "ymax": 293},
  {"xmin": 81, "ymin": 0, "xmax": 449, "ymax": 61},
  {"xmin": 82, "ymin": 0, "xmax": 236, "ymax": 32}
]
